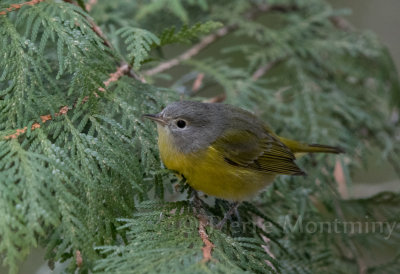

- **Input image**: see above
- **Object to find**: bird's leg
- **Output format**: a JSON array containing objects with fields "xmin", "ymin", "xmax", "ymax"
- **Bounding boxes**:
[{"xmin": 216, "ymin": 201, "xmax": 241, "ymax": 229}]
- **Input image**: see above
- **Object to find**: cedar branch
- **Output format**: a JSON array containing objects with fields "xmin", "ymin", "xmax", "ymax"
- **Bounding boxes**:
[
  {"xmin": 0, "ymin": 0, "xmax": 45, "ymax": 15},
  {"xmin": 144, "ymin": 25, "xmax": 236, "ymax": 76},
  {"xmin": 4, "ymin": 64, "xmax": 130, "ymax": 140},
  {"xmin": 198, "ymin": 214, "xmax": 214, "ymax": 263},
  {"xmin": 62, "ymin": 0, "xmax": 143, "ymax": 81},
  {"xmin": 204, "ymin": 59, "xmax": 283, "ymax": 103},
  {"xmin": 4, "ymin": 0, "xmax": 145, "ymax": 140}
]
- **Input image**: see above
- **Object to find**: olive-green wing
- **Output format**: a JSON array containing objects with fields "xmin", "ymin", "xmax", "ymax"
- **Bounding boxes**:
[{"xmin": 211, "ymin": 129, "xmax": 305, "ymax": 175}]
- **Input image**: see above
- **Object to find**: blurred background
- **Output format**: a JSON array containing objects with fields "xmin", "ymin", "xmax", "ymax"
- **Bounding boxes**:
[
  {"xmin": 2, "ymin": 0, "xmax": 399, "ymax": 273},
  {"xmin": 329, "ymin": 0, "xmax": 400, "ymax": 198}
]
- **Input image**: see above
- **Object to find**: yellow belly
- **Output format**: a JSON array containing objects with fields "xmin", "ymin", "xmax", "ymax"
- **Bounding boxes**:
[{"xmin": 157, "ymin": 126, "xmax": 275, "ymax": 201}]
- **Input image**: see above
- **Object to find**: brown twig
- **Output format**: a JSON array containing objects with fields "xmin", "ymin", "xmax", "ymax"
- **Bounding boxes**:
[
  {"xmin": 144, "ymin": 25, "xmax": 236, "ymax": 77},
  {"xmin": 99, "ymin": 64, "xmax": 129, "ymax": 91},
  {"xmin": 4, "ymin": 106, "xmax": 68, "ymax": 140},
  {"xmin": 192, "ymin": 193, "xmax": 214, "ymax": 263},
  {"xmin": 192, "ymin": 73, "xmax": 205, "ymax": 92},
  {"xmin": 252, "ymin": 59, "xmax": 283, "ymax": 81},
  {"xmin": 0, "ymin": 0, "xmax": 45, "ymax": 15},
  {"xmin": 198, "ymin": 214, "xmax": 214, "ymax": 263}
]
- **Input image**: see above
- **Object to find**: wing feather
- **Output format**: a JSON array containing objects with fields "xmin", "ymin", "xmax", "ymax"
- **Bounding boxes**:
[{"xmin": 211, "ymin": 129, "xmax": 305, "ymax": 175}]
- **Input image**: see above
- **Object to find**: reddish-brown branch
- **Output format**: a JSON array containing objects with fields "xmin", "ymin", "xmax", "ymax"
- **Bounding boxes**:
[
  {"xmin": 4, "ymin": 106, "xmax": 69, "ymax": 140},
  {"xmin": 192, "ymin": 193, "xmax": 214, "ymax": 263},
  {"xmin": 144, "ymin": 25, "xmax": 236, "ymax": 77},
  {"xmin": 252, "ymin": 59, "xmax": 283, "ymax": 81},
  {"xmin": 192, "ymin": 73, "xmax": 205, "ymax": 92},
  {"xmin": 0, "ymin": 0, "xmax": 44, "ymax": 15},
  {"xmin": 198, "ymin": 214, "xmax": 214, "ymax": 263},
  {"xmin": 4, "ymin": 64, "xmax": 129, "ymax": 140},
  {"xmin": 98, "ymin": 64, "xmax": 129, "ymax": 91}
]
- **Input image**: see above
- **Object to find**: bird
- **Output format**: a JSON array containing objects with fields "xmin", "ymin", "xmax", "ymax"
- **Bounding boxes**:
[{"xmin": 143, "ymin": 101, "xmax": 343, "ymax": 202}]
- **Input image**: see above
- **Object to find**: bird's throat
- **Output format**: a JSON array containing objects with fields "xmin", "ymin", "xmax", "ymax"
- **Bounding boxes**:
[{"xmin": 157, "ymin": 125, "xmax": 191, "ymax": 173}]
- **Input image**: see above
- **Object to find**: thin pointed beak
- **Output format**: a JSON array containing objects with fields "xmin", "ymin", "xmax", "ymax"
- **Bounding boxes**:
[{"xmin": 142, "ymin": 113, "xmax": 167, "ymax": 125}]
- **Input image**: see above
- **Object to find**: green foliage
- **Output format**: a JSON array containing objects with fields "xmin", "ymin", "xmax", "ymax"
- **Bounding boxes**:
[
  {"xmin": 116, "ymin": 27, "xmax": 160, "ymax": 69},
  {"xmin": 94, "ymin": 201, "xmax": 278, "ymax": 274},
  {"xmin": 1, "ymin": 0, "xmax": 400, "ymax": 273},
  {"xmin": 159, "ymin": 21, "xmax": 223, "ymax": 46},
  {"xmin": 134, "ymin": 0, "xmax": 208, "ymax": 23}
]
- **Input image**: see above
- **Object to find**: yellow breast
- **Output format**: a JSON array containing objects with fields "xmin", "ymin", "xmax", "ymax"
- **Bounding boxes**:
[{"xmin": 156, "ymin": 125, "xmax": 274, "ymax": 201}]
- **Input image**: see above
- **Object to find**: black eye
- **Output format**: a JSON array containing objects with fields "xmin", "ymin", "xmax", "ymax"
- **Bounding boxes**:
[{"xmin": 176, "ymin": 120, "xmax": 186, "ymax": 128}]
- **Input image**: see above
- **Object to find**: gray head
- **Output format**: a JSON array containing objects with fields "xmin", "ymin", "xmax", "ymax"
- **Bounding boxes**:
[{"xmin": 143, "ymin": 101, "xmax": 265, "ymax": 153}]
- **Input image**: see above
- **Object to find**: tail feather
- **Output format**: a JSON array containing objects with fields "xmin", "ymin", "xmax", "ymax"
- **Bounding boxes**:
[
  {"xmin": 307, "ymin": 144, "xmax": 344, "ymax": 154},
  {"xmin": 279, "ymin": 137, "xmax": 344, "ymax": 154}
]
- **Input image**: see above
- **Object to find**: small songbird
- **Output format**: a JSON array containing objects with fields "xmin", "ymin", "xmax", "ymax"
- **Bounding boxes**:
[{"xmin": 143, "ymin": 101, "xmax": 343, "ymax": 201}]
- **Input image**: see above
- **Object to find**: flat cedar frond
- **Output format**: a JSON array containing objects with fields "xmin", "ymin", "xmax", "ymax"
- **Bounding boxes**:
[
  {"xmin": 134, "ymin": 0, "xmax": 208, "ymax": 23},
  {"xmin": 116, "ymin": 27, "xmax": 160, "ymax": 69}
]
